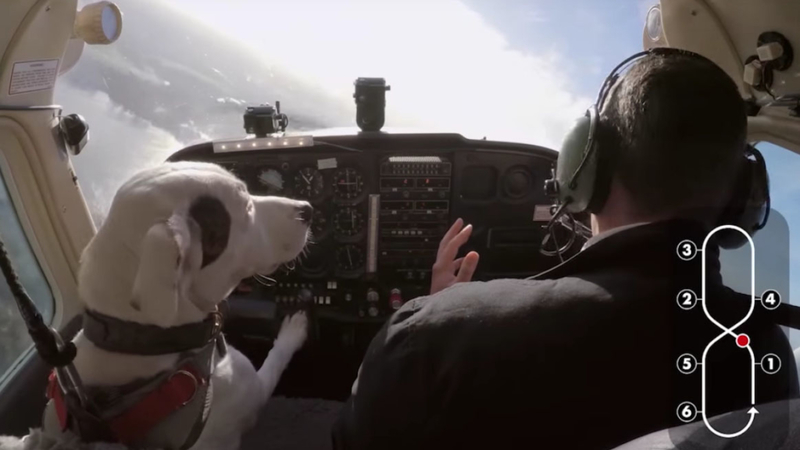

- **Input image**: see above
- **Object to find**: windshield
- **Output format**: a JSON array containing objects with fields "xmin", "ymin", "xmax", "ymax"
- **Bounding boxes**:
[{"xmin": 57, "ymin": 0, "xmax": 647, "ymax": 221}]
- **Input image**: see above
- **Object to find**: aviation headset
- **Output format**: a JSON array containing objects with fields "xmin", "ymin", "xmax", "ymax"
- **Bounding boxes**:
[{"xmin": 546, "ymin": 47, "xmax": 770, "ymax": 249}]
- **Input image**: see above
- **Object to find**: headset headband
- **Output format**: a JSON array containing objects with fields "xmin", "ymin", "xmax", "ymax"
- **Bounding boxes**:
[{"xmin": 557, "ymin": 47, "xmax": 719, "ymax": 213}]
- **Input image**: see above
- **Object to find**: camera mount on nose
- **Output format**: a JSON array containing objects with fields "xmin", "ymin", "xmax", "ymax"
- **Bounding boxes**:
[
  {"xmin": 354, "ymin": 77, "xmax": 390, "ymax": 132},
  {"xmin": 243, "ymin": 101, "xmax": 289, "ymax": 137}
]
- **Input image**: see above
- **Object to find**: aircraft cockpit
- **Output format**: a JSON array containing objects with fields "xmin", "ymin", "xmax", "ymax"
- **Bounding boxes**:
[{"xmin": 1, "ymin": 1, "xmax": 800, "ymax": 449}]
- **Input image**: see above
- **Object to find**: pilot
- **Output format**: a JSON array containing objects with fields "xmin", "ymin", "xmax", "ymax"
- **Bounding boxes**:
[{"xmin": 332, "ymin": 50, "xmax": 799, "ymax": 450}]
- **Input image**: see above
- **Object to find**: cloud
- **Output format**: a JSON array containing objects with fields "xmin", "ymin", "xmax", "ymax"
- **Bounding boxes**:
[
  {"xmin": 163, "ymin": 0, "xmax": 591, "ymax": 148},
  {"xmin": 55, "ymin": 82, "xmax": 183, "ymax": 224},
  {"xmin": 89, "ymin": 46, "xmax": 169, "ymax": 87}
]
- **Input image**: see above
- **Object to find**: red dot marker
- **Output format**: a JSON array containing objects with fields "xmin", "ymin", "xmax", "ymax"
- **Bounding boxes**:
[{"xmin": 736, "ymin": 334, "xmax": 750, "ymax": 348}]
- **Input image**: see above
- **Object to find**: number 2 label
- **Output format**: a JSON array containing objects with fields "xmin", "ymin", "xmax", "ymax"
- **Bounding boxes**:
[{"xmin": 676, "ymin": 289, "xmax": 698, "ymax": 310}]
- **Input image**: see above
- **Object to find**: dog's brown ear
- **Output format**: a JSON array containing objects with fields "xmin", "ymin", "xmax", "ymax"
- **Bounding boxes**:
[
  {"xmin": 189, "ymin": 196, "xmax": 231, "ymax": 268},
  {"xmin": 130, "ymin": 213, "xmax": 198, "ymax": 327}
]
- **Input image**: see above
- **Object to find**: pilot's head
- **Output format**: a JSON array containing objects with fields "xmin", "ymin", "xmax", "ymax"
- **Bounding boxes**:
[{"xmin": 593, "ymin": 51, "xmax": 747, "ymax": 233}]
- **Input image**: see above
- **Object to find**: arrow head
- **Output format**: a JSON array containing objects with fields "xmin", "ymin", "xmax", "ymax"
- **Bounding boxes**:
[{"xmin": 748, "ymin": 407, "xmax": 759, "ymax": 415}]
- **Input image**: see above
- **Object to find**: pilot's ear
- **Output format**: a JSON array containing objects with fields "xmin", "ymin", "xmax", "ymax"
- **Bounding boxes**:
[{"xmin": 130, "ymin": 212, "xmax": 198, "ymax": 327}]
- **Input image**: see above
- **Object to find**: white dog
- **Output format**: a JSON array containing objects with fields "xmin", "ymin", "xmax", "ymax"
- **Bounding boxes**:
[{"xmin": 37, "ymin": 161, "xmax": 311, "ymax": 449}]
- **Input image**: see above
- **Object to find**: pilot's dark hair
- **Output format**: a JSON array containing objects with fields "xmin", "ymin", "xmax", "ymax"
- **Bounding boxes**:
[{"xmin": 599, "ymin": 51, "xmax": 747, "ymax": 216}]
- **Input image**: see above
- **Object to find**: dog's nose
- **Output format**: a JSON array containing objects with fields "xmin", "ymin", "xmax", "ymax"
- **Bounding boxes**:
[{"xmin": 298, "ymin": 204, "xmax": 314, "ymax": 224}]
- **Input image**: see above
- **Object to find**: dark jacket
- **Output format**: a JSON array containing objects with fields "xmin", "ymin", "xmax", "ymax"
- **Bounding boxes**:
[{"xmin": 332, "ymin": 220, "xmax": 799, "ymax": 450}]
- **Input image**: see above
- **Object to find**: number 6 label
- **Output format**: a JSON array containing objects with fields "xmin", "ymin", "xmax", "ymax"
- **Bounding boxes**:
[{"xmin": 676, "ymin": 401, "xmax": 698, "ymax": 423}]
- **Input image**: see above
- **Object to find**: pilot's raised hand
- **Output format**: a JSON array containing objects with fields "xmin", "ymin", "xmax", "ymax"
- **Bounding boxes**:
[{"xmin": 430, "ymin": 218, "xmax": 480, "ymax": 295}]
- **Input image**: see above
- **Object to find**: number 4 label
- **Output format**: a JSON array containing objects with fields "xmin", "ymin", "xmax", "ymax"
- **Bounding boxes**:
[{"xmin": 760, "ymin": 289, "xmax": 781, "ymax": 310}]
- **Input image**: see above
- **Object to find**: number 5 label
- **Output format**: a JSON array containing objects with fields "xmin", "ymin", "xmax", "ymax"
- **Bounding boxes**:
[{"xmin": 676, "ymin": 353, "xmax": 698, "ymax": 374}]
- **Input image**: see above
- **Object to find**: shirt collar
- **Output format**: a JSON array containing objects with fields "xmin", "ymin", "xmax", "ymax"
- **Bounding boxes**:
[{"xmin": 581, "ymin": 222, "xmax": 650, "ymax": 251}]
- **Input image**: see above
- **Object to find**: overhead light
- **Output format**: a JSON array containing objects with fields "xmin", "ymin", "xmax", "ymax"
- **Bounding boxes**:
[
  {"xmin": 75, "ymin": 1, "xmax": 123, "ymax": 45},
  {"xmin": 642, "ymin": 4, "xmax": 668, "ymax": 50},
  {"xmin": 213, "ymin": 135, "xmax": 314, "ymax": 153},
  {"xmin": 645, "ymin": 5, "xmax": 662, "ymax": 42}
]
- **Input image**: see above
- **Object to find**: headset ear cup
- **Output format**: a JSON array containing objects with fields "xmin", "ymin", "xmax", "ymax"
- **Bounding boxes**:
[
  {"xmin": 556, "ymin": 111, "xmax": 598, "ymax": 213},
  {"xmin": 586, "ymin": 121, "xmax": 617, "ymax": 214},
  {"xmin": 715, "ymin": 147, "xmax": 770, "ymax": 249}
]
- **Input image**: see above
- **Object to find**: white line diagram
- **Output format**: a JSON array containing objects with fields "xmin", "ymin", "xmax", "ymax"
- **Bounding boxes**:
[{"xmin": 674, "ymin": 225, "xmax": 782, "ymax": 438}]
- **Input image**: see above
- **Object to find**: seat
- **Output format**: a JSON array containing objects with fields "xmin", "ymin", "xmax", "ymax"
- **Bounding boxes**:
[{"xmin": 612, "ymin": 399, "xmax": 800, "ymax": 450}]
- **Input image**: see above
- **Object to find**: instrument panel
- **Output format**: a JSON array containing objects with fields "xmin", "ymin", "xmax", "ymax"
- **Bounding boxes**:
[{"xmin": 168, "ymin": 133, "xmax": 575, "ymax": 323}]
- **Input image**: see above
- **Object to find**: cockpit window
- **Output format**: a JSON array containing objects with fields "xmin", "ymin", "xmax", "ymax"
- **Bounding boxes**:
[
  {"xmin": 0, "ymin": 166, "xmax": 55, "ymax": 386},
  {"xmin": 720, "ymin": 142, "xmax": 799, "ymax": 349},
  {"xmin": 57, "ymin": 0, "xmax": 650, "ymax": 223}
]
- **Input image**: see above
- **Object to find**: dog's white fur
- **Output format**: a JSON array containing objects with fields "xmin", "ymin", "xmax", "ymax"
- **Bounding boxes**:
[{"xmin": 41, "ymin": 162, "xmax": 312, "ymax": 449}]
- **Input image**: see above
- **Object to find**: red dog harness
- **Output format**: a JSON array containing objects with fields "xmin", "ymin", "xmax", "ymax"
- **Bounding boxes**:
[
  {"xmin": 44, "ymin": 309, "xmax": 225, "ymax": 449},
  {"xmin": 47, "ymin": 363, "xmax": 206, "ymax": 444}
]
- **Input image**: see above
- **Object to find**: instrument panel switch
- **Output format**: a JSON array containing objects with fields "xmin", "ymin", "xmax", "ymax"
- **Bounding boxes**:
[
  {"xmin": 368, "ymin": 305, "xmax": 380, "ymax": 317},
  {"xmin": 390, "ymin": 288, "xmax": 403, "ymax": 310},
  {"xmin": 366, "ymin": 289, "xmax": 380, "ymax": 303}
]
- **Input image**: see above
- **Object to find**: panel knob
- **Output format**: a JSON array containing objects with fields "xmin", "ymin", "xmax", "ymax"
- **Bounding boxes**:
[
  {"xmin": 366, "ymin": 289, "xmax": 379, "ymax": 303},
  {"xmin": 297, "ymin": 288, "xmax": 313, "ymax": 304}
]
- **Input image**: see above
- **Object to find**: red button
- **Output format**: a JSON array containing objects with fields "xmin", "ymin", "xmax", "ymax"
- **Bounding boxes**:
[{"xmin": 389, "ymin": 288, "xmax": 403, "ymax": 310}]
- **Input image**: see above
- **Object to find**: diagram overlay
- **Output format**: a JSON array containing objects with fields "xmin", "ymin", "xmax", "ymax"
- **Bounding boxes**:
[{"xmin": 674, "ymin": 225, "xmax": 782, "ymax": 438}]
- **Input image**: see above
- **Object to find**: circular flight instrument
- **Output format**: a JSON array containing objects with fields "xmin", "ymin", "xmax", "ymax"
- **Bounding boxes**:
[
  {"xmin": 294, "ymin": 167, "xmax": 325, "ymax": 200},
  {"xmin": 333, "ymin": 167, "xmax": 364, "ymax": 200},
  {"xmin": 298, "ymin": 248, "xmax": 329, "ymax": 276},
  {"xmin": 256, "ymin": 168, "xmax": 285, "ymax": 195},
  {"xmin": 334, "ymin": 207, "xmax": 365, "ymax": 237},
  {"xmin": 311, "ymin": 209, "xmax": 329, "ymax": 237},
  {"xmin": 336, "ymin": 245, "xmax": 365, "ymax": 272}
]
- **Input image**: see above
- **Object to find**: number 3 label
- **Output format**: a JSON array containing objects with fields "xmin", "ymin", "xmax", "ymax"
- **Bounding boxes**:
[{"xmin": 676, "ymin": 240, "xmax": 698, "ymax": 261}]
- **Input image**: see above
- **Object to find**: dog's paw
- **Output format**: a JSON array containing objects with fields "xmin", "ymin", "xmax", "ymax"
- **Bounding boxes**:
[{"xmin": 275, "ymin": 311, "xmax": 308, "ymax": 352}]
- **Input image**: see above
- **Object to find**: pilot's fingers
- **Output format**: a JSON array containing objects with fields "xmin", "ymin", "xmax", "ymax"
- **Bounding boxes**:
[
  {"xmin": 452, "ymin": 257, "xmax": 465, "ymax": 273},
  {"xmin": 438, "ymin": 218, "xmax": 464, "ymax": 254},
  {"xmin": 440, "ymin": 224, "xmax": 473, "ymax": 264},
  {"xmin": 456, "ymin": 251, "xmax": 479, "ymax": 283}
]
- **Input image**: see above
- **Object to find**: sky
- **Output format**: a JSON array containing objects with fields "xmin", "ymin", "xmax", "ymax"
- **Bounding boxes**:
[
  {"xmin": 157, "ymin": 0, "xmax": 650, "ymax": 146},
  {"xmin": 58, "ymin": 0, "xmax": 800, "ymax": 345}
]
